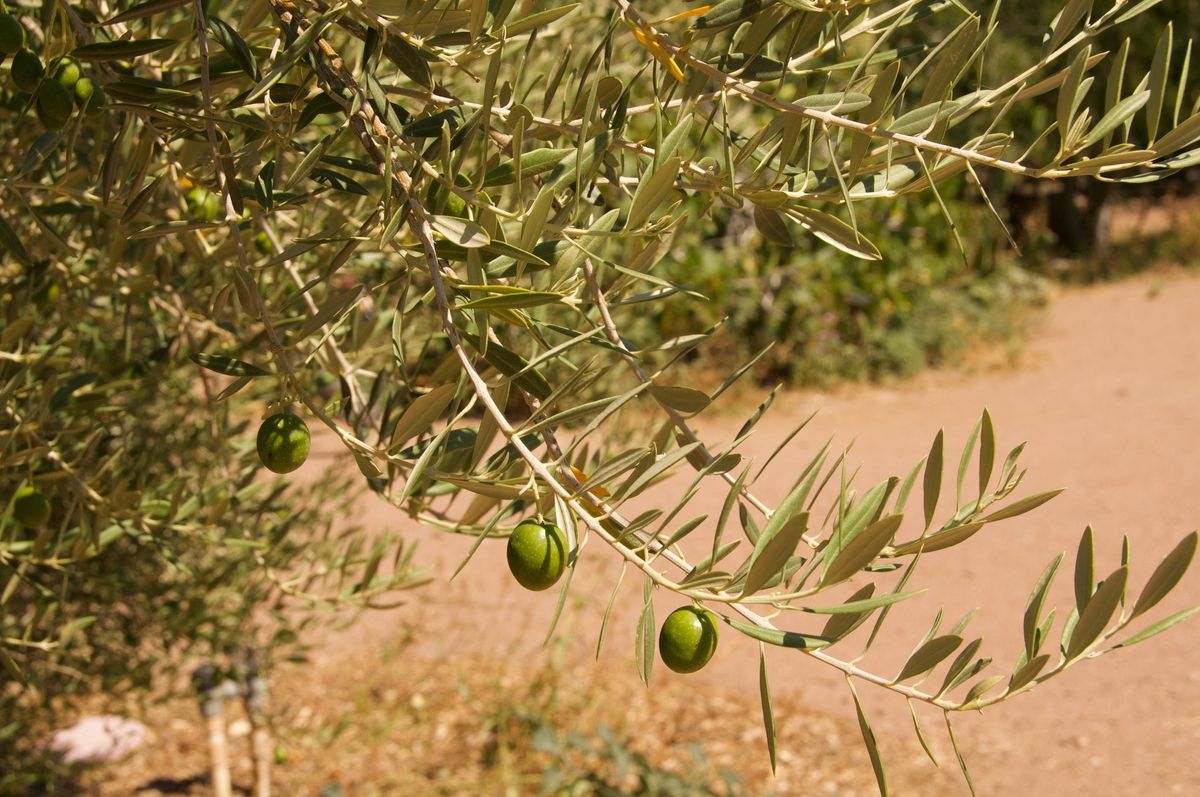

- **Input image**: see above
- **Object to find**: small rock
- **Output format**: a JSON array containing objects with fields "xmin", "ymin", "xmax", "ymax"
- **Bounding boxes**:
[{"xmin": 46, "ymin": 715, "xmax": 146, "ymax": 765}]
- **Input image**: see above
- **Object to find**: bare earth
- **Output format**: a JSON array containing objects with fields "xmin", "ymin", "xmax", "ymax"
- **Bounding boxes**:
[{"xmin": 90, "ymin": 271, "xmax": 1200, "ymax": 796}]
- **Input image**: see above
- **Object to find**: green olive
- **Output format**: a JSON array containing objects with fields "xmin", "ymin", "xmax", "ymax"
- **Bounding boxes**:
[
  {"xmin": 185, "ymin": 187, "xmax": 222, "ymax": 222},
  {"xmin": 506, "ymin": 519, "xmax": 568, "ymax": 591},
  {"xmin": 12, "ymin": 484, "xmax": 51, "ymax": 529},
  {"xmin": 10, "ymin": 48, "xmax": 42, "ymax": 92},
  {"xmin": 253, "ymin": 231, "xmax": 273, "ymax": 256},
  {"xmin": 53, "ymin": 58, "xmax": 80, "ymax": 90},
  {"xmin": 659, "ymin": 606, "xmax": 719, "ymax": 674},
  {"xmin": 37, "ymin": 79, "xmax": 73, "ymax": 122},
  {"xmin": 256, "ymin": 412, "xmax": 311, "ymax": 474},
  {"xmin": 34, "ymin": 280, "xmax": 59, "ymax": 307},
  {"xmin": 74, "ymin": 77, "xmax": 105, "ymax": 114},
  {"xmin": 0, "ymin": 14, "xmax": 24, "ymax": 54}
]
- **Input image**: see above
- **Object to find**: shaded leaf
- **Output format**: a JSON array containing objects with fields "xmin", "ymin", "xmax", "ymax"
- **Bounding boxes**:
[
  {"xmin": 73, "ymin": 38, "xmax": 176, "ymax": 60},
  {"xmin": 189, "ymin": 353, "xmax": 271, "ymax": 377},
  {"xmin": 726, "ymin": 618, "xmax": 832, "ymax": 650}
]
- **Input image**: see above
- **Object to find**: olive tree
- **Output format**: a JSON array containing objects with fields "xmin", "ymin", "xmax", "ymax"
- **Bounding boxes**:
[{"xmin": 2, "ymin": 0, "xmax": 1198, "ymax": 793}]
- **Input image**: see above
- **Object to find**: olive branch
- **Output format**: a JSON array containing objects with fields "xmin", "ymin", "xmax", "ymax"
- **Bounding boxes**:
[{"xmin": 4, "ymin": 0, "xmax": 1199, "ymax": 792}]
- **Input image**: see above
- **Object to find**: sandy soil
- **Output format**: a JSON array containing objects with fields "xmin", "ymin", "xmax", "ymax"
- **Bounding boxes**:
[{"xmin": 86, "ymin": 270, "xmax": 1200, "ymax": 796}]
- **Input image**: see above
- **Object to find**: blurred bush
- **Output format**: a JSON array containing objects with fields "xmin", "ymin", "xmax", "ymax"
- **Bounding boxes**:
[{"xmin": 640, "ymin": 186, "xmax": 1046, "ymax": 386}]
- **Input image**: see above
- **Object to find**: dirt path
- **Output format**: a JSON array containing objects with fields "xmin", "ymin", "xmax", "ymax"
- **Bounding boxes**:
[{"xmin": 317, "ymin": 271, "xmax": 1200, "ymax": 796}]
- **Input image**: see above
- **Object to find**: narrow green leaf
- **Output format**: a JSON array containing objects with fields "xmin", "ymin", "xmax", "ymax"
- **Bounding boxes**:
[
  {"xmin": 759, "ymin": 646, "xmax": 777, "ymax": 774},
  {"xmin": 459, "ymin": 290, "xmax": 563, "ymax": 310},
  {"xmin": 786, "ymin": 207, "xmax": 881, "ymax": 260},
  {"xmin": 1131, "ymin": 531, "xmax": 1198, "ymax": 618},
  {"xmin": 827, "ymin": 478, "xmax": 897, "ymax": 576},
  {"xmin": 955, "ymin": 419, "xmax": 981, "ymax": 509},
  {"xmin": 245, "ymin": 7, "xmax": 340, "ymax": 103},
  {"xmin": 292, "ymin": 287, "xmax": 364, "ymax": 342},
  {"xmin": 1047, "ymin": 0, "xmax": 1093, "ymax": 55},
  {"xmin": 945, "ymin": 713, "xmax": 977, "ymax": 797},
  {"xmin": 648, "ymin": 384, "xmax": 711, "ymax": 415},
  {"xmin": 896, "ymin": 635, "xmax": 963, "ymax": 682},
  {"xmin": 1074, "ymin": 525, "xmax": 1095, "ymax": 614},
  {"xmin": 72, "ymin": 38, "xmax": 176, "ymax": 60},
  {"xmin": 794, "ymin": 92, "xmax": 873, "ymax": 113},
  {"xmin": 1147, "ymin": 23, "xmax": 1173, "ymax": 142},
  {"xmin": 919, "ymin": 15, "xmax": 980, "ymax": 104},
  {"xmin": 1115, "ymin": 606, "xmax": 1200, "ymax": 649},
  {"xmin": 1056, "ymin": 47, "xmax": 1091, "ymax": 147},
  {"xmin": 725, "ymin": 618, "xmax": 832, "ymax": 650},
  {"xmin": 924, "ymin": 429, "xmax": 944, "ymax": 530},
  {"xmin": 894, "ymin": 457, "xmax": 924, "ymax": 516},
  {"xmin": 821, "ymin": 584, "xmax": 877, "ymax": 641},
  {"xmin": 847, "ymin": 678, "xmax": 888, "ymax": 797},
  {"xmin": 207, "ymin": 16, "xmax": 257, "ymax": 80},
  {"xmin": 1115, "ymin": 0, "xmax": 1167, "ymax": 25},
  {"xmin": 657, "ymin": 115, "xmax": 693, "ymax": 164},
  {"xmin": 635, "ymin": 578, "xmax": 654, "ymax": 685},
  {"xmin": 595, "ymin": 564, "xmax": 627, "ymax": 658},
  {"xmin": 937, "ymin": 638, "xmax": 982, "ymax": 697},
  {"xmin": 889, "ymin": 521, "xmax": 986, "ymax": 557},
  {"xmin": 430, "ymin": 215, "xmax": 490, "ymax": 248},
  {"xmin": 482, "ymin": 148, "xmax": 574, "ymax": 187},
  {"xmin": 1066, "ymin": 566, "xmax": 1128, "ymax": 660},
  {"xmin": 627, "ymin": 156, "xmax": 680, "ymax": 229},
  {"xmin": 1024, "ymin": 554, "xmax": 1063, "ymax": 658},
  {"xmin": 823, "ymin": 515, "xmax": 903, "ymax": 586},
  {"xmin": 189, "ymin": 352, "xmax": 271, "ymax": 377},
  {"xmin": 802, "ymin": 590, "xmax": 922, "ymax": 615},
  {"xmin": 1007, "ymin": 653, "xmax": 1051, "ymax": 693},
  {"xmin": 741, "ymin": 512, "xmax": 810, "ymax": 597},
  {"xmin": 959, "ymin": 675, "xmax": 1005, "ymax": 709},
  {"xmin": 461, "ymin": 333, "xmax": 552, "ymax": 400},
  {"xmin": 978, "ymin": 410, "xmax": 995, "ymax": 498},
  {"xmin": 501, "ymin": 3, "xmax": 580, "ymax": 37},
  {"xmin": 907, "ymin": 700, "xmax": 940, "ymax": 768},
  {"xmin": 981, "ymin": 489, "xmax": 1064, "ymax": 522},
  {"xmin": 1082, "ymin": 90, "xmax": 1150, "ymax": 148},
  {"xmin": 102, "ymin": 0, "xmax": 189, "ymax": 25},
  {"xmin": 388, "ymin": 384, "xmax": 458, "ymax": 450},
  {"xmin": 0, "ymin": 215, "xmax": 32, "ymax": 266}
]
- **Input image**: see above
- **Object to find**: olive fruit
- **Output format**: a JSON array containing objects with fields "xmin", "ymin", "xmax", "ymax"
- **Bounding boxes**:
[
  {"xmin": 53, "ymin": 58, "xmax": 80, "ymax": 90},
  {"xmin": 36, "ymin": 79, "xmax": 73, "ymax": 125},
  {"xmin": 10, "ymin": 48, "xmax": 42, "ymax": 92},
  {"xmin": 185, "ymin": 186, "xmax": 221, "ymax": 222},
  {"xmin": 506, "ymin": 519, "xmax": 568, "ymax": 591},
  {"xmin": 253, "ymin": 231, "xmax": 273, "ymax": 256},
  {"xmin": 73, "ymin": 77, "xmax": 104, "ymax": 114},
  {"xmin": 256, "ymin": 412, "xmax": 310, "ymax": 474},
  {"xmin": 659, "ymin": 606, "xmax": 719, "ymax": 674},
  {"xmin": 12, "ymin": 484, "xmax": 51, "ymax": 529},
  {"xmin": 0, "ymin": 14, "xmax": 23, "ymax": 54},
  {"xmin": 34, "ymin": 280, "xmax": 59, "ymax": 307}
]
